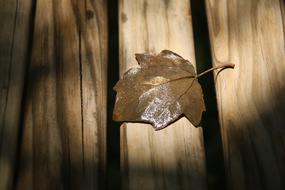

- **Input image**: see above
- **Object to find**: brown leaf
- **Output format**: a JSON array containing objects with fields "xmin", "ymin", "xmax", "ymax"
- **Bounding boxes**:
[{"xmin": 113, "ymin": 50, "xmax": 205, "ymax": 130}]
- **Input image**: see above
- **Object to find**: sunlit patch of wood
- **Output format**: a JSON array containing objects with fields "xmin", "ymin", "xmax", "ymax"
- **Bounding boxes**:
[{"xmin": 119, "ymin": 0, "xmax": 206, "ymax": 189}]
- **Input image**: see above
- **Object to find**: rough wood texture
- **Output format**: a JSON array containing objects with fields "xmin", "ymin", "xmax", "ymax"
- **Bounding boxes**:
[
  {"xmin": 206, "ymin": 0, "xmax": 285, "ymax": 189},
  {"xmin": 0, "ymin": 0, "xmax": 33, "ymax": 189},
  {"xmin": 119, "ymin": 0, "xmax": 206, "ymax": 189},
  {"xmin": 16, "ymin": 0, "xmax": 107, "ymax": 189}
]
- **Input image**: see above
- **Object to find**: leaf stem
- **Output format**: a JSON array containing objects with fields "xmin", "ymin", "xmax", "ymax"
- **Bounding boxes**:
[{"xmin": 196, "ymin": 63, "xmax": 235, "ymax": 78}]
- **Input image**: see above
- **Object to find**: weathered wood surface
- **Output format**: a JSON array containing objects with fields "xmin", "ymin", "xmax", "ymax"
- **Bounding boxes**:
[
  {"xmin": 119, "ymin": 0, "xmax": 206, "ymax": 189},
  {"xmin": 0, "ymin": 0, "xmax": 33, "ymax": 189},
  {"xmin": 206, "ymin": 0, "xmax": 285, "ymax": 189},
  {"xmin": 16, "ymin": 0, "xmax": 107, "ymax": 189}
]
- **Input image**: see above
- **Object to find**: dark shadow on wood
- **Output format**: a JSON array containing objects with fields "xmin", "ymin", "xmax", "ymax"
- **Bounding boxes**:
[
  {"xmin": 12, "ymin": 1, "xmax": 108, "ymax": 189},
  {"xmin": 107, "ymin": 0, "xmax": 121, "ymax": 189},
  {"xmin": 12, "ymin": 0, "xmax": 37, "ymax": 188},
  {"xmin": 221, "ymin": 84, "xmax": 285, "ymax": 190},
  {"xmin": 190, "ymin": 0, "xmax": 227, "ymax": 190}
]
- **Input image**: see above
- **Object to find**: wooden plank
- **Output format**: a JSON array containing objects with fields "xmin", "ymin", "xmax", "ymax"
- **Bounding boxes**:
[
  {"xmin": 119, "ymin": 0, "xmax": 206, "ymax": 189},
  {"xmin": 16, "ymin": 0, "xmax": 107, "ymax": 189},
  {"xmin": 0, "ymin": 0, "xmax": 33, "ymax": 189},
  {"xmin": 80, "ymin": 1, "xmax": 107, "ymax": 189},
  {"xmin": 205, "ymin": 0, "xmax": 285, "ymax": 189}
]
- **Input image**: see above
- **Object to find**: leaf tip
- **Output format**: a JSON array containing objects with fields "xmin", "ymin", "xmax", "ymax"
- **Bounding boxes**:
[
  {"xmin": 135, "ymin": 53, "xmax": 152, "ymax": 66},
  {"xmin": 113, "ymin": 112, "xmax": 122, "ymax": 121}
]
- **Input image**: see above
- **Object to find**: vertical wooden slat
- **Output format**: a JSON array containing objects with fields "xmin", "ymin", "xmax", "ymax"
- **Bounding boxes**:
[
  {"xmin": 80, "ymin": 0, "xmax": 107, "ymax": 189},
  {"xmin": 206, "ymin": 0, "xmax": 285, "ymax": 189},
  {"xmin": 119, "ymin": 0, "xmax": 206, "ymax": 189},
  {"xmin": 16, "ymin": 0, "xmax": 107, "ymax": 189},
  {"xmin": 0, "ymin": 0, "xmax": 33, "ymax": 189}
]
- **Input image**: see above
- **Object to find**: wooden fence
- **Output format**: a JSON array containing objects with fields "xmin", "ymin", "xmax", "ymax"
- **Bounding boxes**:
[{"xmin": 0, "ymin": 0, "xmax": 284, "ymax": 190}]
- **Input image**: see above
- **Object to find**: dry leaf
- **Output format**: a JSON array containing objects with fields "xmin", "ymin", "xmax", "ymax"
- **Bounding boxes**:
[{"xmin": 113, "ymin": 50, "xmax": 234, "ymax": 130}]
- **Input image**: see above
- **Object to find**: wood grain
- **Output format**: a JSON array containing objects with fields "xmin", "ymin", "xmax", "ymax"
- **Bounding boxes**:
[
  {"xmin": 0, "ymin": 0, "xmax": 33, "ymax": 189},
  {"xmin": 119, "ymin": 0, "xmax": 206, "ymax": 189},
  {"xmin": 206, "ymin": 0, "xmax": 285, "ymax": 189},
  {"xmin": 16, "ymin": 0, "xmax": 107, "ymax": 189}
]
